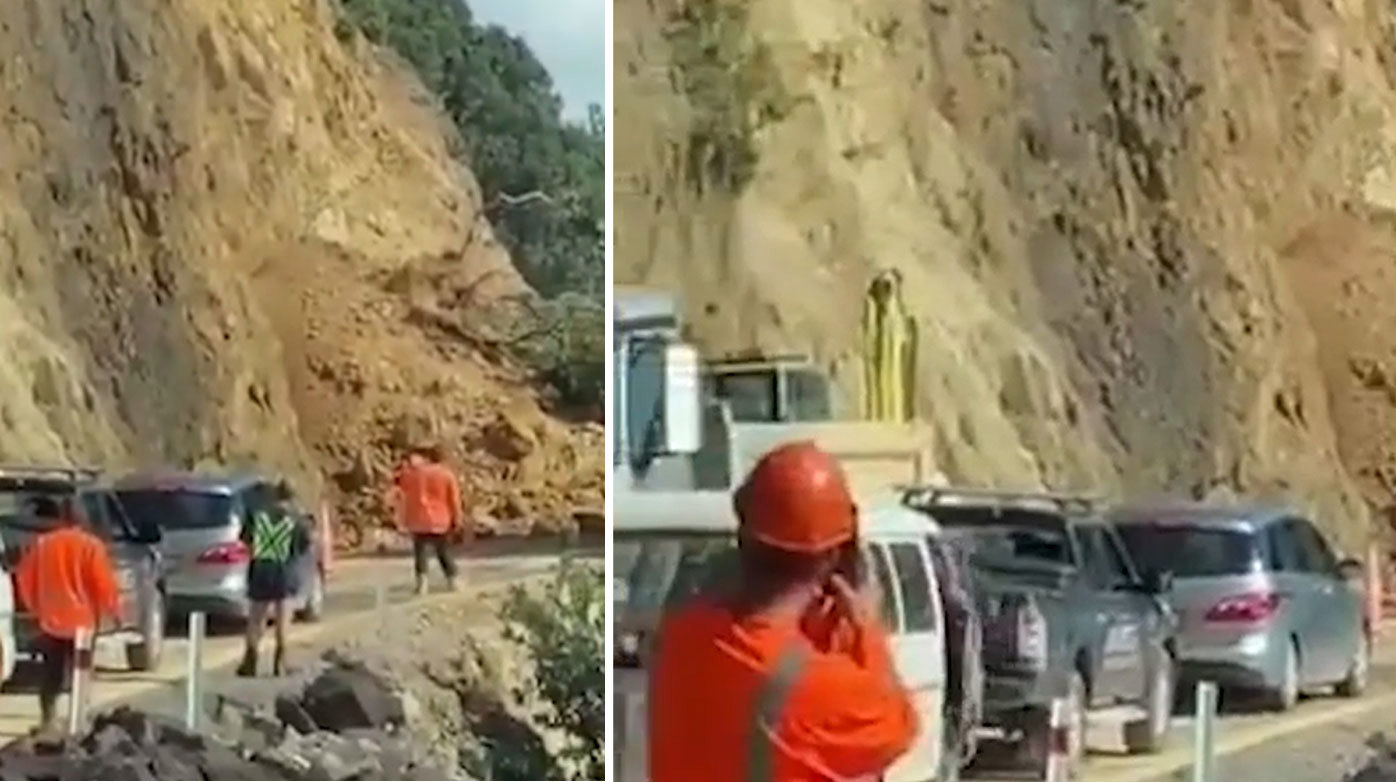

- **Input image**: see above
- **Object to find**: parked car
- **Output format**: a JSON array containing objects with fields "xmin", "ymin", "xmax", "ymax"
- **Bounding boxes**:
[
  {"xmin": 906, "ymin": 488, "xmax": 1177, "ymax": 779},
  {"xmin": 614, "ymin": 489, "xmax": 952, "ymax": 782},
  {"xmin": 1109, "ymin": 503, "xmax": 1367, "ymax": 711},
  {"xmin": 0, "ymin": 466, "xmax": 166, "ymax": 671},
  {"xmin": 112, "ymin": 472, "xmax": 325, "ymax": 624}
]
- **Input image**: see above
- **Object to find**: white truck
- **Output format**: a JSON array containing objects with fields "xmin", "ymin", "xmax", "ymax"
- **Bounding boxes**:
[{"xmin": 612, "ymin": 287, "xmax": 956, "ymax": 781}]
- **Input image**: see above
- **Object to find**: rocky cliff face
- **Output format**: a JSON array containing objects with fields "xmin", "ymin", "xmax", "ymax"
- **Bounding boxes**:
[
  {"xmin": 0, "ymin": 0, "xmax": 601, "ymax": 533},
  {"xmin": 616, "ymin": 0, "xmax": 1396, "ymax": 548}
]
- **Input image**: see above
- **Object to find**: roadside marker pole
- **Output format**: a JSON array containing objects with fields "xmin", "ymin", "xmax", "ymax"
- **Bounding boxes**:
[
  {"xmin": 1045, "ymin": 697, "xmax": 1071, "ymax": 782},
  {"xmin": 1192, "ymin": 681, "xmax": 1218, "ymax": 782},
  {"xmin": 1367, "ymin": 543, "xmax": 1382, "ymax": 639},
  {"xmin": 185, "ymin": 611, "xmax": 206, "ymax": 731},
  {"xmin": 67, "ymin": 626, "xmax": 93, "ymax": 735}
]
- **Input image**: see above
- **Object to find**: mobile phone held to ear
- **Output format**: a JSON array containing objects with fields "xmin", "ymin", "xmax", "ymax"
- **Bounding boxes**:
[{"xmin": 830, "ymin": 538, "xmax": 865, "ymax": 590}]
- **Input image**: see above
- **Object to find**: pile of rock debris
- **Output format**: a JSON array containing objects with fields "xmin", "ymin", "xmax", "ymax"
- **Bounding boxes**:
[
  {"xmin": 0, "ymin": 662, "xmax": 448, "ymax": 781},
  {"xmin": 1350, "ymin": 734, "xmax": 1396, "ymax": 782}
]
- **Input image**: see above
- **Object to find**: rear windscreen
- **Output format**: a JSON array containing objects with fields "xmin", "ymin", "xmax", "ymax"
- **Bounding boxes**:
[
  {"xmin": 934, "ymin": 507, "xmax": 1074, "ymax": 567},
  {"xmin": 116, "ymin": 490, "xmax": 234, "ymax": 531},
  {"xmin": 1114, "ymin": 524, "xmax": 1260, "ymax": 577},
  {"xmin": 0, "ymin": 491, "xmax": 63, "ymax": 534}
]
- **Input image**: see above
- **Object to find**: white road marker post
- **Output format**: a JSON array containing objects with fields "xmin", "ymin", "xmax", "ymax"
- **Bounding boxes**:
[
  {"xmin": 67, "ymin": 626, "xmax": 94, "ymax": 736},
  {"xmin": 185, "ymin": 611, "xmax": 206, "ymax": 731},
  {"xmin": 1192, "ymin": 680, "xmax": 1219, "ymax": 782},
  {"xmin": 1045, "ymin": 696, "xmax": 1072, "ymax": 782}
]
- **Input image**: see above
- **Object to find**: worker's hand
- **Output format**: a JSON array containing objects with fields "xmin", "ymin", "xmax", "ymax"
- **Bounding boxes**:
[{"xmin": 827, "ymin": 573, "xmax": 879, "ymax": 629}]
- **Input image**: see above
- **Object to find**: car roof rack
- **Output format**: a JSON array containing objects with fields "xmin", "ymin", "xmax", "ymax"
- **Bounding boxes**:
[
  {"xmin": 0, "ymin": 465, "xmax": 101, "ymax": 483},
  {"xmin": 899, "ymin": 485, "xmax": 1102, "ymax": 515}
]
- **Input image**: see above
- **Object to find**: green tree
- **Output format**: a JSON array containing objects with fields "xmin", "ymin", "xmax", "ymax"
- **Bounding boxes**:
[
  {"xmin": 499, "ymin": 562, "xmax": 605, "ymax": 780},
  {"xmin": 336, "ymin": 0, "xmax": 604, "ymax": 407}
]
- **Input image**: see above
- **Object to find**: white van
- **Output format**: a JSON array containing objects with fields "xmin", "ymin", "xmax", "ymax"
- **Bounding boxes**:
[{"xmin": 614, "ymin": 488, "xmax": 948, "ymax": 782}]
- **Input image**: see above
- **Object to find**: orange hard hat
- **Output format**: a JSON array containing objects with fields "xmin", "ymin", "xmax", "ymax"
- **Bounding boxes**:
[{"xmin": 733, "ymin": 440, "xmax": 857, "ymax": 553}]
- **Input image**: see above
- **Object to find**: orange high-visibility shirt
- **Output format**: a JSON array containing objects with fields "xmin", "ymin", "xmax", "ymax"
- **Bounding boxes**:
[
  {"xmin": 649, "ymin": 600, "xmax": 917, "ymax": 782},
  {"xmin": 393, "ymin": 461, "xmax": 462, "ymax": 535},
  {"xmin": 15, "ymin": 525, "xmax": 121, "ymax": 640}
]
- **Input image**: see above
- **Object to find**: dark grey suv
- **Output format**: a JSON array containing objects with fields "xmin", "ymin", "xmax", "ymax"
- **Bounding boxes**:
[{"xmin": 0, "ymin": 466, "xmax": 167, "ymax": 671}]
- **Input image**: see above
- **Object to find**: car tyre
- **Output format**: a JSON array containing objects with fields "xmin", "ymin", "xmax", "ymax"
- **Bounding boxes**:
[
  {"xmin": 1336, "ymin": 634, "xmax": 1369, "ymax": 698},
  {"xmin": 295, "ymin": 568, "xmax": 325, "ymax": 623},
  {"xmin": 126, "ymin": 589, "xmax": 165, "ymax": 672},
  {"xmin": 1124, "ymin": 647, "xmax": 1173, "ymax": 754},
  {"xmin": 1265, "ymin": 638, "xmax": 1300, "ymax": 712}
]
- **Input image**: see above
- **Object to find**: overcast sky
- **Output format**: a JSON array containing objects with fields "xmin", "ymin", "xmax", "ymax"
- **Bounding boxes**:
[{"xmin": 468, "ymin": 0, "xmax": 605, "ymax": 123}]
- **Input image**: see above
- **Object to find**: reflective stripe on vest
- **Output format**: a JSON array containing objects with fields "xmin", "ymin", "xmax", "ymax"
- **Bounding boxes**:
[
  {"xmin": 747, "ymin": 642, "xmax": 812, "ymax": 782},
  {"xmin": 250, "ymin": 511, "xmax": 294, "ymax": 563}
]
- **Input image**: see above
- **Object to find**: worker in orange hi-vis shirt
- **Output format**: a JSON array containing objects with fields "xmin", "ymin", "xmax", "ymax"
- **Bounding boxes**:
[
  {"xmin": 14, "ymin": 496, "xmax": 121, "ymax": 737},
  {"xmin": 648, "ymin": 441, "xmax": 918, "ymax": 782},
  {"xmin": 391, "ymin": 442, "xmax": 466, "ymax": 596}
]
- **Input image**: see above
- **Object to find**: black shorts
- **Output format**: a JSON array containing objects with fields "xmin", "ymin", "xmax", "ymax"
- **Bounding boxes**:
[
  {"xmin": 36, "ymin": 635, "xmax": 73, "ymax": 701},
  {"xmin": 247, "ymin": 560, "xmax": 298, "ymax": 603}
]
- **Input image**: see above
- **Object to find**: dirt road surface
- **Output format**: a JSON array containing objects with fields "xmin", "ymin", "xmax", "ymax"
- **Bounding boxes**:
[{"xmin": 0, "ymin": 548, "xmax": 594, "ymax": 742}]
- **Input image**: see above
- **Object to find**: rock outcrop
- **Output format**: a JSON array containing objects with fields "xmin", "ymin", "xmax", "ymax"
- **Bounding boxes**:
[
  {"xmin": 616, "ymin": 0, "xmax": 1396, "ymax": 547},
  {"xmin": 0, "ymin": 0, "xmax": 600, "ymax": 534}
]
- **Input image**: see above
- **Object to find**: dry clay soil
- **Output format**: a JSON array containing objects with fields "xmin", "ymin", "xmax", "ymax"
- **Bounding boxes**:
[
  {"xmin": 617, "ymin": 0, "xmax": 1396, "ymax": 546},
  {"xmin": 0, "ymin": 0, "xmax": 601, "ymax": 536}
]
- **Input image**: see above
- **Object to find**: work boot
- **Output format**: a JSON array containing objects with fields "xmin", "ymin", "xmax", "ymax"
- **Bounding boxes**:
[
  {"xmin": 34, "ymin": 699, "xmax": 59, "ymax": 740},
  {"xmin": 236, "ymin": 647, "xmax": 258, "ymax": 678}
]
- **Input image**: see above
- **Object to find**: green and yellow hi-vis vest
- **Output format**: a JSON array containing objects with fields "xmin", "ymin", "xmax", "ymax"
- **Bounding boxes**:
[{"xmin": 249, "ymin": 509, "xmax": 296, "ymax": 563}]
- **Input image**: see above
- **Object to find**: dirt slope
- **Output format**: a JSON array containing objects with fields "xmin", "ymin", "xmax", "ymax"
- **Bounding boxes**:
[
  {"xmin": 0, "ymin": 0, "xmax": 601, "ymax": 535},
  {"xmin": 616, "ymin": 0, "xmax": 1396, "ymax": 549}
]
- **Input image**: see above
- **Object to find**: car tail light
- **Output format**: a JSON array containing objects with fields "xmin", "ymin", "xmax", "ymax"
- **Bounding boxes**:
[
  {"xmin": 1015, "ymin": 596, "xmax": 1049, "ymax": 672},
  {"xmin": 197, "ymin": 541, "xmax": 249, "ymax": 565},
  {"xmin": 1205, "ymin": 591, "xmax": 1282, "ymax": 624}
]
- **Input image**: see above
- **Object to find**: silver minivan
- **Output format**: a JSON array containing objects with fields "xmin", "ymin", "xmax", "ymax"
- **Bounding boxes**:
[
  {"xmin": 113, "ymin": 473, "xmax": 325, "ymax": 623},
  {"xmin": 1109, "ymin": 504, "xmax": 1366, "ymax": 711}
]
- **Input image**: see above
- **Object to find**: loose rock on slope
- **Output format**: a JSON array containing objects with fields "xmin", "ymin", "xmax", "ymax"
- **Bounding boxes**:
[
  {"xmin": 0, "ymin": 0, "xmax": 600, "ymax": 538},
  {"xmin": 616, "ymin": 0, "xmax": 1396, "ymax": 547}
]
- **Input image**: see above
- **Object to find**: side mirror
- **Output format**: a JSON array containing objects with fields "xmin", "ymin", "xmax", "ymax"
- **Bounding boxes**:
[
  {"xmin": 1141, "ymin": 568, "xmax": 1174, "ymax": 595},
  {"xmin": 1336, "ymin": 557, "xmax": 1363, "ymax": 581}
]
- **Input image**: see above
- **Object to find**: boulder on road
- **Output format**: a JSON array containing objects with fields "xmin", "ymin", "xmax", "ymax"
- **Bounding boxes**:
[{"xmin": 299, "ymin": 662, "xmax": 405, "ymax": 732}]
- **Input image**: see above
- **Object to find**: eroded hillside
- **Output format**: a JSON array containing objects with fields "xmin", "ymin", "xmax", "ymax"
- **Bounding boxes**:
[
  {"xmin": 0, "ymin": 0, "xmax": 601, "ymax": 533},
  {"xmin": 616, "ymin": 0, "xmax": 1396, "ymax": 548}
]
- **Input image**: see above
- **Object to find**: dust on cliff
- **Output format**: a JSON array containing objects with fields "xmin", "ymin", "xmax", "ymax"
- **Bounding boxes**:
[
  {"xmin": 616, "ymin": 0, "xmax": 1396, "ymax": 548},
  {"xmin": 0, "ymin": 0, "xmax": 601, "ymax": 535}
]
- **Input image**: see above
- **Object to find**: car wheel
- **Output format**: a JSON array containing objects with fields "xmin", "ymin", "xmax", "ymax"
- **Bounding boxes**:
[
  {"xmin": 1336, "ymin": 635, "xmax": 1369, "ymax": 698},
  {"xmin": 126, "ymin": 589, "xmax": 165, "ymax": 672},
  {"xmin": 295, "ymin": 568, "xmax": 325, "ymax": 623},
  {"xmin": 1124, "ymin": 648, "xmax": 1173, "ymax": 753},
  {"xmin": 1266, "ymin": 638, "xmax": 1300, "ymax": 712}
]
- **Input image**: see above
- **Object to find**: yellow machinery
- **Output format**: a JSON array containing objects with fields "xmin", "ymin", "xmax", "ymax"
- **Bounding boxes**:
[{"xmin": 861, "ymin": 269, "xmax": 918, "ymax": 422}]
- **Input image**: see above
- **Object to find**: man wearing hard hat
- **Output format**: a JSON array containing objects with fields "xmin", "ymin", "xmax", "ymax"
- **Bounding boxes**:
[{"xmin": 648, "ymin": 441, "xmax": 918, "ymax": 781}]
